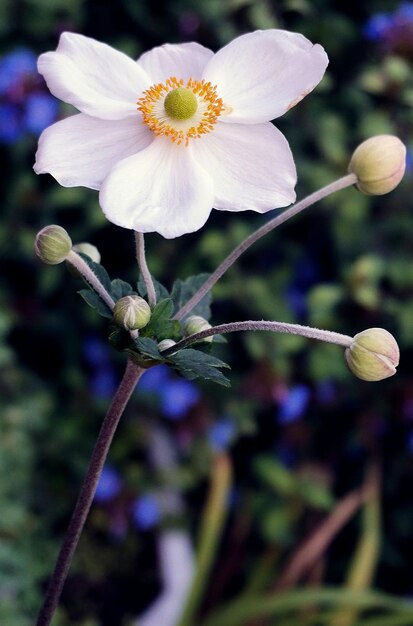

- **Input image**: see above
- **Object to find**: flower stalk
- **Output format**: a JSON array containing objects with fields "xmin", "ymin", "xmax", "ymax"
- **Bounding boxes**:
[
  {"xmin": 135, "ymin": 231, "xmax": 157, "ymax": 307},
  {"xmin": 161, "ymin": 320, "xmax": 353, "ymax": 357},
  {"xmin": 35, "ymin": 359, "xmax": 143, "ymax": 626},
  {"xmin": 174, "ymin": 174, "xmax": 357, "ymax": 321},
  {"xmin": 66, "ymin": 249, "xmax": 116, "ymax": 311}
]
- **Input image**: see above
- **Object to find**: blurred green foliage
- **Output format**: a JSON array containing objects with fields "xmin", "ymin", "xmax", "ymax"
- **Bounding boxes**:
[{"xmin": 2, "ymin": 0, "xmax": 413, "ymax": 624}]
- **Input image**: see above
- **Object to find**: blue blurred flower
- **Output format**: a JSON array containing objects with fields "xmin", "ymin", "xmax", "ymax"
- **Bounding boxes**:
[
  {"xmin": 277, "ymin": 384, "xmax": 311, "ymax": 424},
  {"xmin": 363, "ymin": 13, "xmax": 394, "ymax": 41},
  {"xmin": 138, "ymin": 364, "xmax": 170, "ymax": 392},
  {"xmin": 83, "ymin": 336, "xmax": 111, "ymax": 366},
  {"xmin": 0, "ymin": 47, "xmax": 59, "ymax": 144},
  {"xmin": 132, "ymin": 494, "xmax": 161, "ymax": 530},
  {"xmin": 363, "ymin": 3, "xmax": 413, "ymax": 46},
  {"xmin": 0, "ymin": 48, "xmax": 37, "ymax": 94},
  {"xmin": 160, "ymin": 379, "xmax": 201, "ymax": 419},
  {"xmin": 94, "ymin": 466, "xmax": 122, "ymax": 503},
  {"xmin": 316, "ymin": 380, "xmax": 337, "ymax": 405},
  {"xmin": 0, "ymin": 103, "xmax": 21, "ymax": 142},
  {"xmin": 90, "ymin": 367, "xmax": 118, "ymax": 400},
  {"xmin": 24, "ymin": 92, "xmax": 59, "ymax": 134},
  {"xmin": 208, "ymin": 417, "xmax": 236, "ymax": 451}
]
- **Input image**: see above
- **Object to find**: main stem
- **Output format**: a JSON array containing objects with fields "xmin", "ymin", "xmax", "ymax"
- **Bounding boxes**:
[
  {"xmin": 174, "ymin": 174, "xmax": 357, "ymax": 321},
  {"xmin": 135, "ymin": 231, "xmax": 157, "ymax": 307},
  {"xmin": 35, "ymin": 359, "xmax": 143, "ymax": 626}
]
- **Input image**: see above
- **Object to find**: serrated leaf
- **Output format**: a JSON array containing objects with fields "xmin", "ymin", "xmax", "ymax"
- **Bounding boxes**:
[
  {"xmin": 78, "ymin": 289, "xmax": 112, "ymax": 318},
  {"xmin": 154, "ymin": 319, "xmax": 181, "ymax": 341},
  {"xmin": 78, "ymin": 253, "xmax": 112, "ymax": 293},
  {"xmin": 134, "ymin": 337, "xmax": 163, "ymax": 360},
  {"xmin": 168, "ymin": 348, "xmax": 231, "ymax": 387},
  {"xmin": 137, "ymin": 275, "xmax": 170, "ymax": 300},
  {"xmin": 110, "ymin": 278, "xmax": 134, "ymax": 300},
  {"xmin": 150, "ymin": 298, "xmax": 174, "ymax": 323},
  {"xmin": 171, "ymin": 273, "xmax": 212, "ymax": 320}
]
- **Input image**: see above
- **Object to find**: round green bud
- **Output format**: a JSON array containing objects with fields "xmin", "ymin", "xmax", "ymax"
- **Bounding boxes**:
[
  {"xmin": 345, "ymin": 328, "xmax": 400, "ymax": 382},
  {"xmin": 113, "ymin": 295, "xmax": 151, "ymax": 331},
  {"xmin": 164, "ymin": 87, "xmax": 198, "ymax": 120},
  {"xmin": 35, "ymin": 225, "xmax": 72, "ymax": 265},
  {"xmin": 73, "ymin": 242, "xmax": 101, "ymax": 264},
  {"xmin": 158, "ymin": 339, "xmax": 177, "ymax": 353},
  {"xmin": 348, "ymin": 135, "xmax": 406, "ymax": 195},
  {"xmin": 183, "ymin": 315, "xmax": 213, "ymax": 343}
]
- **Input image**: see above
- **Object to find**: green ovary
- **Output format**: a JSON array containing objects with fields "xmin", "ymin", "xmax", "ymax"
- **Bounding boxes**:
[{"xmin": 164, "ymin": 88, "xmax": 198, "ymax": 120}]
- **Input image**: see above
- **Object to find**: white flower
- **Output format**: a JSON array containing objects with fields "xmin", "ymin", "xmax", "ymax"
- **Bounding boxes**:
[{"xmin": 34, "ymin": 31, "xmax": 328, "ymax": 239}]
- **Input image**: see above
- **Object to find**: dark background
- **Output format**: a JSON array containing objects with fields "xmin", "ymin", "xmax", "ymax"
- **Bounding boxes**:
[{"xmin": 2, "ymin": 1, "xmax": 413, "ymax": 625}]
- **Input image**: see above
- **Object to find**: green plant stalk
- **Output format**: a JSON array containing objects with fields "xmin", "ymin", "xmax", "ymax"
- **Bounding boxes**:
[
  {"xmin": 174, "ymin": 173, "xmax": 357, "ymax": 321},
  {"xmin": 200, "ymin": 587, "xmax": 413, "ymax": 626},
  {"xmin": 177, "ymin": 453, "xmax": 232, "ymax": 626},
  {"xmin": 135, "ymin": 231, "xmax": 157, "ymax": 307},
  {"xmin": 331, "ymin": 464, "xmax": 381, "ymax": 626},
  {"xmin": 35, "ymin": 359, "xmax": 143, "ymax": 626}
]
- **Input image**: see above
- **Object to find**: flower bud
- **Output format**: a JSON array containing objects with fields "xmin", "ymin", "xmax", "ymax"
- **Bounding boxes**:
[
  {"xmin": 348, "ymin": 135, "xmax": 406, "ymax": 195},
  {"xmin": 113, "ymin": 295, "xmax": 151, "ymax": 331},
  {"xmin": 158, "ymin": 339, "xmax": 177, "ymax": 353},
  {"xmin": 35, "ymin": 225, "xmax": 72, "ymax": 264},
  {"xmin": 73, "ymin": 242, "xmax": 101, "ymax": 264},
  {"xmin": 183, "ymin": 315, "xmax": 213, "ymax": 342},
  {"xmin": 345, "ymin": 328, "xmax": 400, "ymax": 381}
]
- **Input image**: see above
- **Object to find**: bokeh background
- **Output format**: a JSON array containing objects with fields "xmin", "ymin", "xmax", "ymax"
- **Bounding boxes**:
[{"xmin": 2, "ymin": 1, "xmax": 413, "ymax": 625}]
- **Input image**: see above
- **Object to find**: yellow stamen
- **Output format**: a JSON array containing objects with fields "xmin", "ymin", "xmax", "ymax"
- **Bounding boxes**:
[{"xmin": 137, "ymin": 76, "xmax": 224, "ymax": 146}]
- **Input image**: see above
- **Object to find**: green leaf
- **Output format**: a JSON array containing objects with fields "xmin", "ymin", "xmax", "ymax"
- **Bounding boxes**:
[
  {"xmin": 78, "ymin": 253, "xmax": 112, "ymax": 293},
  {"xmin": 110, "ymin": 278, "xmax": 134, "ymax": 300},
  {"xmin": 134, "ymin": 337, "xmax": 163, "ymax": 360},
  {"xmin": 78, "ymin": 289, "xmax": 112, "ymax": 319},
  {"xmin": 169, "ymin": 348, "xmax": 230, "ymax": 387},
  {"xmin": 171, "ymin": 273, "xmax": 212, "ymax": 320},
  {"xmin": 150, "ymin": 298, "xmax": 174, "ymax": 322},
  {"xmin": 140, "ymin": 298, "xmax": 181, "ymax": 341},
  {"xmin": 137, "ymin": 275, "xmax": 170, "ymax": 300}
]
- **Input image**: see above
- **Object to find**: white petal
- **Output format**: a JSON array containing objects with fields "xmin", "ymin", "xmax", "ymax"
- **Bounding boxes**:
[
  {"xmin": 137, "ymin": 42, "xmax": 213, "ymax": 83},
  {"xmin": 38, "ymin": 32, "xmax": 151, "ymax": 120},
  {"xmin": 99, "ymin": 137, "xmax": 214, "ymax": 239},
  {"xmin": 34, "ymin": 113, "xmax": 152, "ymax": 190},
  {"xmin": 192, "ymin": 122, "xmax": 296, "ymax": 211},
  {"xmin": 203, "ymin": 29, "xmax": 328, "ymax": 124}
]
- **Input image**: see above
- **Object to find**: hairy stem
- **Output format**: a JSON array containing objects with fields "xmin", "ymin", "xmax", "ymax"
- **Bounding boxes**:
[
  {"xmin": 135, "ymin": 231, "xmax": 157, "ymax": 307},
  {"xmin": 66, "ymin": 250, "xmax": 116, "ymax": 311},
  {"xmin": 35, "ymin": 359, "xmax": 143, "ymax": 626},
  {"xmin": 174, "ymin": 174, "xmax": 357, "ymax": 321},
  {"xmin": 162, "ymin": 320, "xmax": 353, "ymax": 357}
]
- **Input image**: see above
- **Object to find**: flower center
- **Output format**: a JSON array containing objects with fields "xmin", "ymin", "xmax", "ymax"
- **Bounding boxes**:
[
  {"xmin": 164, "ymin": 87, "xmax": 198, "ymax": 120},
  {"xmin": 137, "ymin": 76, "xmax": 224, "ymax": 146}
]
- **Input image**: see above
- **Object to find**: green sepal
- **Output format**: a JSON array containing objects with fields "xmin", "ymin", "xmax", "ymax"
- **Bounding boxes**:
[
  {"xmin": 137, "ymin": 275, "xmax": 170, "ymax": 300},
  {"xmin": 171, "ymin": 273, "xmax": 212, "ymax": 320},
  {"xmin": 78, "ymin": 289, "xmax": 112, "ymax": 319},
  {"xmin": 110, "ymin": 278, "xmax": 135, "ymax": 300},
  {"xmin": 140, "ymin": 298, "xmax": 181, "ymax": 341},
  {"xmin": 168, "ymin": 348, "xmax": 231, "ymax": 387}
]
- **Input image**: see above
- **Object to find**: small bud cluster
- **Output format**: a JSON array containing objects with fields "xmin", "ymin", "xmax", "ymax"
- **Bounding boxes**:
[
  {"xmin": 349, "ymin": 135, "xmax": 406, "ymax": 195},
  {"xmin": 35, "ymin": 225, "xmax": 72, "ymax": 264},
  {"xmin": 113, "ymin": 296, "xmax": 151, "ymax": 331},
  {"xmin": 183, "ymin": 315, "xmax": 213, "ymax": 343},
  {"xmin": 345, "ymin": 328, "xmax": 399, "ymax": 381}
]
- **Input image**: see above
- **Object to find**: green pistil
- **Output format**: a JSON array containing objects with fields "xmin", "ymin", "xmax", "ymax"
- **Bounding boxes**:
[{"xmin": 164, "ymin": 87, "xmax": 198, "ymax": 120}]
